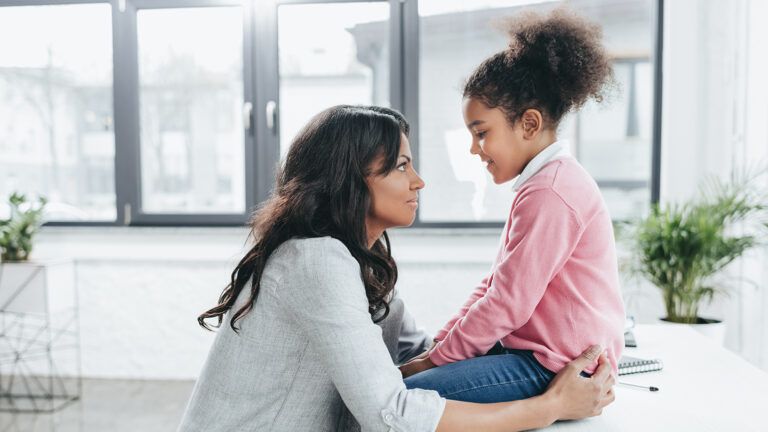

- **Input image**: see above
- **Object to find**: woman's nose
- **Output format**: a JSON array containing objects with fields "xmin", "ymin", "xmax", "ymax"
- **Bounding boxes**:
[{"xmin": 411, "ymin": 171, "xmax": 425, "ymax": 190}]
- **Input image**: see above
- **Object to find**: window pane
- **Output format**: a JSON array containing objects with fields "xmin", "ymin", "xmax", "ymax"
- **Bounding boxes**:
[
  {"xmin": 418, "ymin": 0, "xmax": 655, "ymax": 222},
  {"xmin": 138, "ymin": 7, "xmax": 245, "ymax": 214},
  {"xmin": 0, "ymin": 4, "xmax": 114, "ymax": 221},
  {"xmin": 278, "ymin": 2, "xmax": 390, "ymax": 158}
]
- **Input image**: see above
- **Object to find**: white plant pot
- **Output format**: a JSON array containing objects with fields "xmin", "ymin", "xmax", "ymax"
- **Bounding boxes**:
[
  {"xmin": 660, "ymin": 317, "xmax": 727, "ymax": 346},
  {"xmin": 0, "ymin": 259, "xmax": 75, "ymax": 314}
]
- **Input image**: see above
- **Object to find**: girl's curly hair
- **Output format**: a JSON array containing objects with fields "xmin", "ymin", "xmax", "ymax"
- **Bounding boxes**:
[{"xmin": 464, "ymin": 7, "xmax": 614, "ymax": 128}]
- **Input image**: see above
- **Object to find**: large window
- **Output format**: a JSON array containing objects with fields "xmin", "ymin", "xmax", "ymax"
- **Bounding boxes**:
[
  {"xmin": 0, "ymin": 3, "xmax": 114, "ymax": 221},
  {"xmin": 277, "ymin": 2, "xmax": 390, "ymax": 157},
  {"xmin": 0, "ymin": 0, "xmax": 661, "ymax": 227},
  {"xmin": 137, "ymin": 7, "xmax": 245, "ymax": 214},
  {"xmin": 416, "ymin": 0, "xmax": 657, "ymax": 223}
]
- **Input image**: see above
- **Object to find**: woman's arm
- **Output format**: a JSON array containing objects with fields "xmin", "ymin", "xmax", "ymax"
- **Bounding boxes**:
[
  {"xmin": 437, "ymin": 345, "xmax": 615, "ymax": 432},
  {"xmin": 278, "ymin": 238, "xmax": 445, "ymax": 431},
  {"xmin": 279, "ymin": 238, "xmax": 613, "ymax": 431},
  {"xmin": 395, "ymin": 300, "xmax": 433, "ymax": 364}
]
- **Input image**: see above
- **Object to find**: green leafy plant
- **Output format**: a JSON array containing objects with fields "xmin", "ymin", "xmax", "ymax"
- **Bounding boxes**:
[
  {"xmin": 633, "ymin": 171, "xmax": 767, "ymax": 324},
  {"xmin": 0, "ymin": 192, "xmax": 47, "ymax": 262}
]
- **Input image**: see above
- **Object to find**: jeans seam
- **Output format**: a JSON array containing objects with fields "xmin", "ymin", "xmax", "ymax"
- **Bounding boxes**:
[{"xmin": 440, "ymin": 374, "xmax": 551, "ymax": 399}]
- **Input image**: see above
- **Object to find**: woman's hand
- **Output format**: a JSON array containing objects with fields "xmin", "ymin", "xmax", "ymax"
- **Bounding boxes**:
[
  {"xmin": 399, "ymin": 355, "xmax": 437, "ymax": 378},
  {"xmin": 542, "ymin": 345, "xmax": 616, "ymax": 421}
]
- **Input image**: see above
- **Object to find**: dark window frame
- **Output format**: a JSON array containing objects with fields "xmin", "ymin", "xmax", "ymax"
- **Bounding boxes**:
[{"xmin": 1, "ymin": 0, "xmax": 662, "ymax": 228}]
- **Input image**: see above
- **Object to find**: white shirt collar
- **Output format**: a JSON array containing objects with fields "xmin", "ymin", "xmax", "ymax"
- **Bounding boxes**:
[{"xmin": 511, "ymin": 140, "xmax": 571, "ymax": 192}]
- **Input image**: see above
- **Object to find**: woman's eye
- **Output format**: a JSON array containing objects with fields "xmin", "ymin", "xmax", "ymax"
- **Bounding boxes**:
[
  {"xmin": 397, "ymin": 163, "xmax": 407, "ymax": 172},
  {"xmin": 476, "ymin": 131, "xmax": 487, "ymax": 139}
]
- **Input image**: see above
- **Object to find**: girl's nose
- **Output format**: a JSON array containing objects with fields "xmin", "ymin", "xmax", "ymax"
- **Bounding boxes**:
[{"xmin": 469, "ymin": 140, "xmax": 481, "ymax": 155}]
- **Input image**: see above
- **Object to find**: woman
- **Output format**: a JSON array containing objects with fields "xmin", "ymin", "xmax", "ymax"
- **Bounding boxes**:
[{"xmin": 178, "ymin": 105, "xmax": 614, "ymax": 432}]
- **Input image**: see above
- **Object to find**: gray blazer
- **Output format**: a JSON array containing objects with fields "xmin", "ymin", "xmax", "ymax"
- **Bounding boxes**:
[{"xmin": 178, "ymin": 237, "xmax": 446, "ymax": 432}]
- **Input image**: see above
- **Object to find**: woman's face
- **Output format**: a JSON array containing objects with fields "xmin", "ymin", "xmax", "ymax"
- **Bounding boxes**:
[
  {"xmin": 462, "ymin": 97, "xmax": 532, "ymax": 184},
  {"xmin": 366, "ymin": 134, "xmax": 425, "ymax": 233}
]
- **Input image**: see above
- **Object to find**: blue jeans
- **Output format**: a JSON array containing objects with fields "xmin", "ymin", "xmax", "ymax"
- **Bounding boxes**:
[{"xmin": 403, "ymin": 343, "xmax": 555, "ymax": 403}]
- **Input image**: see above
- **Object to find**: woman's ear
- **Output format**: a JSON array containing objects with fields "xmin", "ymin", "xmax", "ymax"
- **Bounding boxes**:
[{"xmin": 519, "ymin": 109, "xmax": 543, "ymax": 139}]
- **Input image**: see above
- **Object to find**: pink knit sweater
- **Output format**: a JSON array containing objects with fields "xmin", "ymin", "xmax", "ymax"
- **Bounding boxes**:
[{"xmin": 430, "ymin": 157, "xmax": 625, "ymax": 374}]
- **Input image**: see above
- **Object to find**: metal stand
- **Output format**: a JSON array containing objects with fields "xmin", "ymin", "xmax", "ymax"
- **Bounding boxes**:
[{"xmin": 0, "ymin": 261, "xmax": 81, "ymax": 413}]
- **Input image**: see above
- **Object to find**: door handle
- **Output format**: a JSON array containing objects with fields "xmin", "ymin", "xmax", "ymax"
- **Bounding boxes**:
[
  {"xmin": 243, "ymin": 102, "xmax": 253, "ymax": 134},
  {"xmin": 265, "ymin": 100, "xmax": 277, "ymax": 133}
]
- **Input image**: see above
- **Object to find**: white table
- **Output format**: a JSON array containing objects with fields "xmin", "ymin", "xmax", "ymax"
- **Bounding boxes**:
[{"xmin": 541, "ymin": 324, "xmax": 768, "ymax": 432}]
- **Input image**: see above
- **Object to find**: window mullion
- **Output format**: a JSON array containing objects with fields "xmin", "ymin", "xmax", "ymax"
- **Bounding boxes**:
[{"xmin": 112, "ymin": 0, "xmax": 141, "ymax": 226}]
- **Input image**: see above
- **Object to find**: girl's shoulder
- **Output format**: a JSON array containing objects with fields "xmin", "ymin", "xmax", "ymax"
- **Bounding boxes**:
[
  {"xmin": 527, "ymin": 157, "xmax": 599, "ymax": 196},
  {"xmin": 517, "ymin": 158, "xmax": 603, "ymax": 221}
]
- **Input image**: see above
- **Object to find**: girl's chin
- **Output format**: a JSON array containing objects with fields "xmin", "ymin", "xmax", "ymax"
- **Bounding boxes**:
[{"xmin": 491, "ymin": 174, "xmax": 514, "ymax": 185}]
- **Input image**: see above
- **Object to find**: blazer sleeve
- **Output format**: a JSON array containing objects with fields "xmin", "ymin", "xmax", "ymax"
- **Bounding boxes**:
[
  {"xmin": 395, "ymin": 302, "xmax": 432, "ymax": 365},
  {"xmin": 277, "ymin": 238, "xmax": 445, "ymax": 432}
]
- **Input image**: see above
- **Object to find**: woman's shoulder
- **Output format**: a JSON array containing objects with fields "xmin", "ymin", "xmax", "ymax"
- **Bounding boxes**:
[
  {"xmin": 275, "ymin": 236, "xmax": 351, "ymax": 262},
  {"xmin": 267, "ymin": 236, "xmax": 358, "ymax": 284},
  {"xmin": 267, "ymin": 236, "xmax": 369, "ymax": 313}
]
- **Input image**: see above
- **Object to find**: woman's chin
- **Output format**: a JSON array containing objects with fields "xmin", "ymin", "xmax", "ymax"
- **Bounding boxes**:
[
  {"xmin": 401, "ymin": 213, "xmax": 418, "ymax": 228},
  {"xmin": 401, "ymin": 215, "xmax": 417, "ymax": 228},
  {"xmin": 381, "ymin": 216, "xmax": 417, "ymax": 231}
]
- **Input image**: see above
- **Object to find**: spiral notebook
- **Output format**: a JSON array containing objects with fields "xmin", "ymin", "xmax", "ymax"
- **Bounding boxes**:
[{"xmin": 618, "ymin": 355, "xmax": 664, "ymax": 375}]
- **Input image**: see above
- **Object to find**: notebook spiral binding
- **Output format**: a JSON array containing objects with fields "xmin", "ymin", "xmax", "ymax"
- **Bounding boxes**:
[{"xmin": 618, "ymin": 357, "xmax": 664, "ymax": 376}]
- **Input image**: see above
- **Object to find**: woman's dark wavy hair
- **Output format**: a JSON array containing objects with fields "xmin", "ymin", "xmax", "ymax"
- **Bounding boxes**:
[
  {"xmin": 198, "ymin": 105, "xmax": 409, "ymax": 332},
  {"xmin": 464, "ymin": 7, "xmax": 614, "ymax": 129}
]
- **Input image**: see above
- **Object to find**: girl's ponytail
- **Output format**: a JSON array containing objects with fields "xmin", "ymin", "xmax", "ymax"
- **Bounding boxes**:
[{"xmin": 464, "ymin": 7, "xmax": 614, "ymax": 128}]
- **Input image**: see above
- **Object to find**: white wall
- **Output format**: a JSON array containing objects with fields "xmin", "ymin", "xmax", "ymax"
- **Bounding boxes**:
[
  {"xmin": 660, "ymin": 0, "xmax": 768, "ymax": 370},
  {"xmin": 31, "ymin": 222, "xmax": 763, "ymax": 380},
  {"xmin": 31, "ymin": 227, "xmax": 505, "ymax": 380}
]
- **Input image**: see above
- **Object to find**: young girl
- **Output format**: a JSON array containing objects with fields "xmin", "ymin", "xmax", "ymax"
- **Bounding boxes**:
[{"xmin": 400, "ymin": 8, "xmax": 626, "ymax": 403}]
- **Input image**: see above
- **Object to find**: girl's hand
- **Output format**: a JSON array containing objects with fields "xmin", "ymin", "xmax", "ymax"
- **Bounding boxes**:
[
  {"xmin": 411, "ymin": 339, "xmax": 439, "ymax": 361},
  {"xmin": 399, "ymin": 356, "xmax": 437, "ymax": 378},
  {"xmin": 543, "ymin": 345, "xmax": 616, "ymax": 421}
]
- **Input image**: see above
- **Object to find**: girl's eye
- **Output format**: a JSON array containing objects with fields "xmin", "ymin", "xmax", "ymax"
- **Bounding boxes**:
[
  {"xmin": 397, "ymin": 162, "xmax": 407, "ymax": 172},
  {"xmin": 476, "ymin": 131, "xmax": 487, "ymax": 139}
]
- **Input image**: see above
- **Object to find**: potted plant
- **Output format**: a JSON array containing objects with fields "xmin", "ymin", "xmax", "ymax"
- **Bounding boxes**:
[
  {"xmin": 0, "ymin": 192, "xmax": 47, "ymax": 262},
  {"xmin": 632, "ymin": 172, "xmax": 767, "ymax": 342}
]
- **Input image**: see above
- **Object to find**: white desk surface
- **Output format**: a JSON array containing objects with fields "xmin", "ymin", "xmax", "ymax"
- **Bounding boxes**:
[{"xmin": 540, "ymin": 324, "xmax": 768, "ymax": 432}]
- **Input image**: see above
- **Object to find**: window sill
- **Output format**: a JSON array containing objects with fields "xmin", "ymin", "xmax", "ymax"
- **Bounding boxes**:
[{"xmin": 33, "ymin": 225, "xmax": 502, "ymax": 265}]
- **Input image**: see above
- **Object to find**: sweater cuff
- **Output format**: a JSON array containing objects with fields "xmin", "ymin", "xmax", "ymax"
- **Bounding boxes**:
[{"xmin": 427, "ymin": 342, "xmax": 453, "ymax": 367}]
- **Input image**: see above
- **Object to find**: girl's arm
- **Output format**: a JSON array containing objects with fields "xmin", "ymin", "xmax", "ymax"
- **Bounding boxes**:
[
  {"xmin": 433, "ymin": 274, "xmax": 492, "ymax": 341},
  {"xmin": 430, "ymin": 188, "xmax": 583, "ymax": 367}
]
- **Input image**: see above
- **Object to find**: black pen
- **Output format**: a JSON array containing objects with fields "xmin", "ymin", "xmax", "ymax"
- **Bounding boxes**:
[{"xmin": 618, "ymin": 381, "xmax": 659, "ymax": 392}]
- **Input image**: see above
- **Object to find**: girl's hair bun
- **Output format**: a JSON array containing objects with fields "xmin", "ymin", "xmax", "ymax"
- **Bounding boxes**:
[{"xmin": 464, "ymin": 7, "xmax": 614, "ymax": 127}]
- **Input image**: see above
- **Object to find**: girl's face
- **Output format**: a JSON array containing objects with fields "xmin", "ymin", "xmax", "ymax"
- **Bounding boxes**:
[
  {"xmin": 462, "ymin": 97, "xmax": 535, "ymax": 184},
  {"xmin": 366, "ymin": 134, "xmax": 425, "ymax": 233}
]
